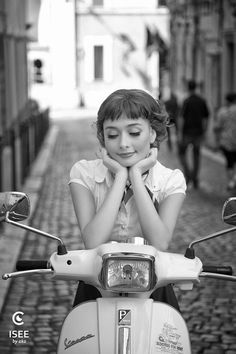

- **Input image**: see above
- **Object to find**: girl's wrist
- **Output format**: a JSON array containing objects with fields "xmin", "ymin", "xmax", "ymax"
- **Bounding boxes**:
[
  {"xmin": 129, "ymin": 166, "xmax": 142, "ymax": 182},
  {"xmin": 115, "ymin": 169, "xmax": 128, "ymax": 182}
]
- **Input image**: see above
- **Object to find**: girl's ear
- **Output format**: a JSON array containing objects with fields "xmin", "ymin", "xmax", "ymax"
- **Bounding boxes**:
[{"xmin": 150, "ymin": 127, "xmax": 156, "ymax": 144}]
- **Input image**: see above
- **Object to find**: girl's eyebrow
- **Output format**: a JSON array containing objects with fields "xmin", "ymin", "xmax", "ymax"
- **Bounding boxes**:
[{"xmin": 104, "ymin": 123, "xmax": 142, "ymax": 130}]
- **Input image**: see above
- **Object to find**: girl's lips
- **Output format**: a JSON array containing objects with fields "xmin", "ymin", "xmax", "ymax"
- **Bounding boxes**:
[{"xmin": 118, "ymin": 152, "xmax": 135, "ymax": 158}]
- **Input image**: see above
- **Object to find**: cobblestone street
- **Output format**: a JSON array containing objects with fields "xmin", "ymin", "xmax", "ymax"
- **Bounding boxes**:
[{"xmin": 0, "ymin": 117, "xmax": 236, "ymax": 354}]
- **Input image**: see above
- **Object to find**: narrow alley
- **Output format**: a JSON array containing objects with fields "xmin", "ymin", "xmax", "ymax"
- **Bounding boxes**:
[{"xmin": 0, "ymin": 116, "xmax": 236, "ymax": 354}]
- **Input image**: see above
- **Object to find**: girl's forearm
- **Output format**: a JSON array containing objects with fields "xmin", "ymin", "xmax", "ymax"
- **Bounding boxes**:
[
  {"xmin": 130, "ymin": 172, "xmax": 171, "ymax": 250},
  {"xmin": 82, "ymin": 172, "xmax": 127, "ymax": 248}
]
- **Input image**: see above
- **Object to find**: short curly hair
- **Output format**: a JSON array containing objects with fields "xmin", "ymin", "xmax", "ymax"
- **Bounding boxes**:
[{"xmin": 96, "ymin": 89, "xmax": 168, "ymax": 148}]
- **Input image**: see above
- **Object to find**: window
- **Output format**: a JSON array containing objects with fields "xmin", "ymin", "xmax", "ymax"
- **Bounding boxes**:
[
  {"xmin": 33, "ymin": 59, "xmax": 44, "ymax": 83},
  {"xmin": 92, "ymin": 0, "xmax": 103, "ymax": 6},
  {"xmin": 158, "ymin": 0, "xmax": 167, "ymax": 6},
  {"xmin": 84, "ymin": 35, "xmax": 112, "ymax": 83},
  {"xmin": 94, "ymin": 46, "xmax": 103, "ymax": 80}
]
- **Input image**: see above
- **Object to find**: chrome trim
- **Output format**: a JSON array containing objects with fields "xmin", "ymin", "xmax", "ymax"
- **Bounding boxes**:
[
  {"xmin": 222, "ymin": 196, "xmax": 236, "ymax": 221},
  {"xmin": 2, "ymin": 269, "xmax": 53, "ymax": 280},
  {"xmin": 102, "ymin": 253, "xmax": 155, "ymax": 262},
  {"xmin": 200, "ymin": 273, "xmax": 236, "ymax": 282},
  {"xmin": 118, "ymin": 327, "xmax": 131, "ymax": 354},
  {"xmin": 124, "ymin": 237, "xmax": 149, "ymax": 245},
  {"xmin": 189, "ymin": 226, "xmax": 236, "ymax": 248},
  {"xmin": 6, "ymin": 212, "xmax": 65, "ymax": 246},
  {"xmin": 99, "ymin": 253, "xmax": 156, "ymax": 292}
]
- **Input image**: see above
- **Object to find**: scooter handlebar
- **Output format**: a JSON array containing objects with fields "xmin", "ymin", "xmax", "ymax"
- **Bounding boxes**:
[
  {"xmin": 16, "ymin": 260, "xmax": 49, "ymax": 271},
  {"xmin": 202, "ymin": 265, "xmax": 233, "ymax": 275}
]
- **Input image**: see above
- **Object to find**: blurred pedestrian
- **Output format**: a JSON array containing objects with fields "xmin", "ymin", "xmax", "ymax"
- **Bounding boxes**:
[
  {"xmin": 178, "ymin": 80, "xmax": 209, "ymax": 188},
  {"xmin": 214, "ymin": 93, "xmax": 236, "ymax": 191},
  {"xmin": 165, "ymin": 92, "xmax": 179, "ymax": 151}
]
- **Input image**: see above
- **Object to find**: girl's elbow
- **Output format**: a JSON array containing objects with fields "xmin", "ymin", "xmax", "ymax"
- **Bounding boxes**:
[
  {"xmin": 161, "ymin": 242, "xmax": 169, "ymax": 251},
  {"xmin": 156, "ymin": 238, "xmax": 169, "ymax": 251},
  {"xmin": 83, "ymin": 240, "xmax": 94, "ymax": 249},
  {"xmin": 81, "ymin": 231, "xmax": 96, "ymax": 249},
  {"xmin": 155, "ymin": 230, "xmax": 172, "ymax": 251}
]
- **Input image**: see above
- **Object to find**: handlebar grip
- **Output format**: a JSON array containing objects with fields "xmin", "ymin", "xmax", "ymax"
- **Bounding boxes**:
[
  {"xmin": 16, "ymin": 260, "xmax": 49, "ymax": 271},
  {"xmin": 202, "ymin": 265, "xmax": 233, "ymax": 275}
]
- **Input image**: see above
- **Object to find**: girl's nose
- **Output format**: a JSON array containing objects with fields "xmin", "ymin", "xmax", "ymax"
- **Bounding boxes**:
[{"xmin": 119, "ymin": 132, "xmax": 130, "ymax": 148}]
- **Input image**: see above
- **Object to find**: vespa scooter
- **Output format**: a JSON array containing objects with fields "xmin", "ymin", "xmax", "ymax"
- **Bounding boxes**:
[{"xmin": 1, "ymin": 192, "xmax": 236, "ymax": 354}]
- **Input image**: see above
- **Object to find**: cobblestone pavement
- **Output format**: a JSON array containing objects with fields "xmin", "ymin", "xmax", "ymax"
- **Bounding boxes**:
[{"xmin": 0, "ymin": 118, "xmax": 236, "ymax": 354}]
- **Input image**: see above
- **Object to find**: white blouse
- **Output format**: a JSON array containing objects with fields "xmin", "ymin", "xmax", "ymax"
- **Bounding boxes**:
[{"xmin": 69, "ymin": 159, "xmax": 186, "ymax": 242}]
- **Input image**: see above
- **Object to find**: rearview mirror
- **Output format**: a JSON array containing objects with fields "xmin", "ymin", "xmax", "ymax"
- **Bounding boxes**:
[
  {"xmin": 222, "ymin": 197, "xmax": 236, "ymax": 226},
  {"xmin": 0, "ymin": 192, "xmax": 30, "ymax": 222}
]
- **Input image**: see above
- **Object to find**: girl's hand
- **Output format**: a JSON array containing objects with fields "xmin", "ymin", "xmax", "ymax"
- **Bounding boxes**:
[
  {"xmin": 101, "ymin": 148, "xmax": 128, "ymax": 178},
  {"xmin": 129, "ymin": 148, "xmax": 158, "ymax": 179}
]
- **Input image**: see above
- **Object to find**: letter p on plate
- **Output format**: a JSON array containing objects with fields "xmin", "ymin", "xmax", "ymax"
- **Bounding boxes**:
[{"xmin": 118, "ymin": 310, "xmax": 131, "ymax": 325}]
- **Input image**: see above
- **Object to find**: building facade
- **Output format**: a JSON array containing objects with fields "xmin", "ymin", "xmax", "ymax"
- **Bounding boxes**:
[
  {"xmin": 28, "ymin": 0, "xmax": 78, "ymax": 110},
  {"xmin": 29, "ymin": 0, "xmax": 170, "ymax": 110},
  {"xmin": 76, "ymin": 0, "xmax": 170, "ymax": 108},
  {"xmin": 167, "ymin": 0, "xmax": 236, "ymax": 144},
  {"xmin": 0, "ymin": 0, "xmax": 49, "ymax": 192}
]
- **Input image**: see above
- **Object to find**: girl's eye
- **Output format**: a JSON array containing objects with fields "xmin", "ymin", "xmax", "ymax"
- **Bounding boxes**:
[
  {"xmin": 107, "ymin": 134, "xmax": 118, "ymax": 139},
  {"xmin": 129, "ymin": 132, "xmax": 140, "ymax": 136}
]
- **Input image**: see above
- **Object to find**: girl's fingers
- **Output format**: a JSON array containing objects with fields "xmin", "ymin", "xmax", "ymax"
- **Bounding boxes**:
[
  {"xmin": 101, "ymin": 147, "xmax": 108, "ymax": 159},
  {"xmin": 150, "ymin": 147, "xmax": 158, "ymax": 159},
  {"xmin": 147, "ymin": 148, "xmax": 157, "ymax": 162},
  {"xmin": 96, "ymin": 147, "xmax": 104, "ymax": 158}
]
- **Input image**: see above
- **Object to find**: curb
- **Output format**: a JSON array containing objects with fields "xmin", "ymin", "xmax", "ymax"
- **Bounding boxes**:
[{"xmin": 0, "ymin": 124, "xmax": 59, "ymax": 314}]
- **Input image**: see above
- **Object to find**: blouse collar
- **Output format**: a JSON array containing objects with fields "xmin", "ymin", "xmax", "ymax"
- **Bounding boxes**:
[
  {"xmin": 94, "ymin": 159, "xmax": 161, "ymax": 190},
  {"xmin": 94, "ymin": 159, "xmax": 113, "ymax": 187}
]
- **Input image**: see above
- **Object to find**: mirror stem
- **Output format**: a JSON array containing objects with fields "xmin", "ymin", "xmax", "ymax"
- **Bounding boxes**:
[
  {"xmin": 185, "ymin": 226, "xmax": 236, "ymax": 259},
  {"xmin": 189, "ymin": 226, "xmax": 236, "ymax": 248},
  {"xmin": 6, "ymin": 212, "xmax": 67, "ymax": 254}
]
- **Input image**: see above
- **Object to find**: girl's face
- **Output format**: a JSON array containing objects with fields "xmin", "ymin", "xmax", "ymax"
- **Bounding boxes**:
[{"xmin": 103, "ymin": 114, "xmax": 156, "ymax": 167}]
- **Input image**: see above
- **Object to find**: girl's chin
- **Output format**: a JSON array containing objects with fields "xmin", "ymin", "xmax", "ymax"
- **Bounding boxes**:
[
  {"xmin": 116, "ymin": 155, "xmax": 148, "ymax": 167},
  {"xmin": 112, "ymin": 154, "xmax": 146, "ymax": 167},
  {"xmin": 120, "ymin": 162, "xmax": 134, "ymax": 167},
  {"xmin": 118, "ymin": 158, "xmax": 138, "ymax": 168}
]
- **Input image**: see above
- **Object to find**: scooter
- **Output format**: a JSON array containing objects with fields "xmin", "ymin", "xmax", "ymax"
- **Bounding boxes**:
[{"xmin": 1, "ymin": 192, "xmax": 236, "ymax": 354}]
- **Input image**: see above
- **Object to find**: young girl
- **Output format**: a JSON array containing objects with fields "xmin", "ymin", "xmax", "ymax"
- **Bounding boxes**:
[{"xmin": 69, "ymin": 89, "xmax": 186, "ymax": 308}]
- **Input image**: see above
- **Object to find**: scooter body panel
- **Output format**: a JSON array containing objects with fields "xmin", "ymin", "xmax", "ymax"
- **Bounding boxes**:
[
  {"xmin": 57, "ymin": 301, "xmax": 99, "ymax": 353},
  {"xmin": 57, "ymin": 298, "xmax": 191, "ymax": 354}
]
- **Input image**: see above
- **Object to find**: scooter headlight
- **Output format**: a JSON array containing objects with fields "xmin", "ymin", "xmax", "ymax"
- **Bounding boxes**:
[{"xmin": 99, "ymin": 253, "xmax": 156, "ymax": 292}]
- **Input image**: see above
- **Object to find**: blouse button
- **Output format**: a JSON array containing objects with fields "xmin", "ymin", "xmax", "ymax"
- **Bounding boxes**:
[{"xmin": 121, "ymin": 224, "xmax": 126, "ymax": 229}]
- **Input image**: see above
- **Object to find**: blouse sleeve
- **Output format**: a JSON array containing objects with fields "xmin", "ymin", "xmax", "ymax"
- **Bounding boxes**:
[
  {"xmin": 163, "ymin": 169, "xmax": 186, "ymax": 199},
  {"xmin": 68, "ymin": 160, "xmax": 94, "ymax": 190}
]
